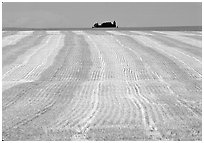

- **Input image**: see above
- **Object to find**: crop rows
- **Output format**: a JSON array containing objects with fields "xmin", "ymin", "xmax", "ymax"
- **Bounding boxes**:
[
  {"xmin": 2, "ymin": 31, "xmax": 65, "ymax": 91},
  {"xmin": 2, "ymin": 30, "xmax": 202, "ymax": 141},
  {"xmin": 3, "ymin": 31, "xmax": 47, "ymax": 67},
  {"xmin": 3, "ymin": 31, "xmax": 35, "ymax": 48},
  {"xmin": 153, "ymin": 31, "xmax": 202, "ymax": 48}
]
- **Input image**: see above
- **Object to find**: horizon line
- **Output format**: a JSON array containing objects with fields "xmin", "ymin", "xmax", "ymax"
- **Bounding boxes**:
[{"xmin": 2, "ymin": 26, "xmax": 202, "ymax": 31}]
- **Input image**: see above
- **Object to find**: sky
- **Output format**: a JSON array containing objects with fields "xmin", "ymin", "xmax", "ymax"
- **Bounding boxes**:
[{"xmin": 2, "ymin": 2, "xmax": 202, "ymax": 28}]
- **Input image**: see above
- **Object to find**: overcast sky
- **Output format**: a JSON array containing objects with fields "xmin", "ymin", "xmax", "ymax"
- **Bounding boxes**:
[{"xmin": 2, "ymin": 2, "xmax": 202, "ymax": 28}]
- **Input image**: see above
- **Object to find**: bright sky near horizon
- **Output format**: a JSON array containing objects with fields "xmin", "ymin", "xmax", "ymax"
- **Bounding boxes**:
[{"xmin": 2, "ymin": 2, "xmax": 202, "ymax": 28}]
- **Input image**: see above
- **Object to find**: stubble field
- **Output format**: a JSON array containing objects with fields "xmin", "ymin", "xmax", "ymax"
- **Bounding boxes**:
[{"xmin": 2, "ymin": 30, "xmax": 202, "ymax": 141}]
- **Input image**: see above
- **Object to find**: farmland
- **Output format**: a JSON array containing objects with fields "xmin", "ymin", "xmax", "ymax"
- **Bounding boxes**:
[{"xmin": 2, "ymin": 30, "xmax": 202, "ymax": 141}]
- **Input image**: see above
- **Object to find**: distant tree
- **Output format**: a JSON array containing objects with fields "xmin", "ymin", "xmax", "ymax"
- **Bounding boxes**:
[
  {"xmin": 113, "ymin": 21, "xmax": 116, "ymax": 27},
  {"xmin": 94, "ymin": 23, "xmax": 99, "ymax": 27}
]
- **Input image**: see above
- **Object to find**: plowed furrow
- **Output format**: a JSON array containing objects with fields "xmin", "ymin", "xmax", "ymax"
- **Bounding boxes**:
[
  {"xmin": 151, "ymin": 31, "xmax": 201, "ymax": 57},
  {"xmin": 93, "ymin": 94, "xmax": 113, "ymax": 128},
  {"xmin": 3, "ymin": 31, "xmax": 34, "ymax": 48},
  {"xmin": 3, "ymin": 82, "xmax": 60, "ymax": 130},
  {"xmin": 2, "ymin": 30, "xmax": 202, "ymax": 141},
  {"xmin": 68, "ymin": 85, "xmax": 94, "ymax": 128},
  {"xmin": 115, "ymin": 43, "xmax": 157, "ymax": 128},
  {"xmin": 103, "ymin": 85, "xmax": 119, "ymax": 125},
  {"xmin": 131, "ymin": 35, "xmax": 201, "ymax": 78},
  {"xmin": 109, "ymin": 31, "xmax": 201, "ymax": 80},
  {"xmin": 117, "ymin": 92, "xmax": 132, "ymax": 124},
  {"xmin": 76, "ymin": 83, "xmax": 100, "ymax": 133},
  {"xmin": 145, "ymin": 35, "xmax": 202, "ymax": 76},
  {"xmin": 49, "ymin": 85, "xmax": 83, "ymax": 129},
  {"xmin": 3, "ymin": 31, "xmax": 47, "ymax": 67},
  {"xmin": 104, "ymin": 86, "xmax": 121, "ymax": 125},
  {"xmin": 3, "ymin": 32, "xmax": 76, "ymax": 110},
  {"xmin": 19, "ymin": 82, "xmax": 64, "ymax": 109},
  {"xmin": 72, "ymin": 35, "xmax": 103, "ymax": 133},
  {"xmin": 53, "ymin": 84, "xmax": 88, "ymax": 129},
  {"xmin": 105, "ymin": 31, "xmax": 201, "ymax": 140},
  {"xmin": 3, "ymin": 34, "xmax": 65, "ymax": 93},
  {"xmin": 50, "ymin": 34, "xmax": 92, "ymax": 123},
  {"xmin": 87, "ymin": 35, "xmax": 134, "ymax": 126},
  {"xmin": 7, "ymin": 82, "xmax": 59, "ymax": 112},
  {"xmin": 151, "ymin": 104, "xmax": 164, "ymax": 124},
  {"xmin": 3, "ymin": 31, "xmax": 93, "ymax": 140},
  {"xmin": 153, "ymin": 31, "xmax": 202, "ymax": 48},
  {"xmin": 112, "ymin": 35, "xmax": 156, "ymax": 81},
  {"xmin": 2, "ymin": 35, "xmax": 52, "ymax": 79},
  {"xmin": 130, "ymin": 89, "xmax": 162, "ymax": 139},
  {"xmin": 2, "ymin": 82, "xmax": 39, "ymax": 110},
  {"xmin": 38, "ymin": 32, "xmax": 93, "ymax": 132},
  {"xmin": 117, "ymin": 34, "xmax": 201, "ymax": 94},
  {"xmin": 95, "ymin": 34, "xmax": 159, "ymax": 129},
  {"xmin": 119, "ymin": 99, "xmax": 132, "ymax": 124}
]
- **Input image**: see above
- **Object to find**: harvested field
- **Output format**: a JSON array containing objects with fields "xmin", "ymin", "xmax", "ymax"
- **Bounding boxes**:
[{"xmin": 2, "ymin": 30, "xmax": 202, "ymax": 141}]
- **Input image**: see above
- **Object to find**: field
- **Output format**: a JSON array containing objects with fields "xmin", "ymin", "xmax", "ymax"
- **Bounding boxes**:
[{"xmin": 2, "ymin": 30, "xmax": 202, "ymax": 141}]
